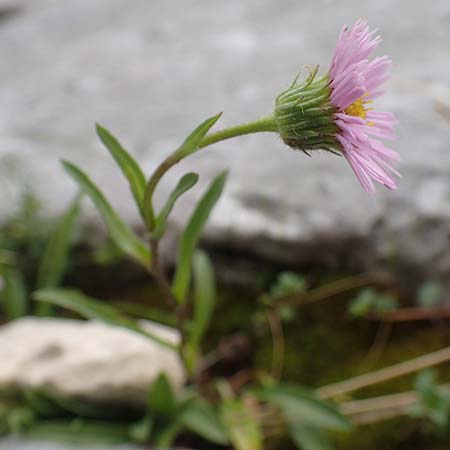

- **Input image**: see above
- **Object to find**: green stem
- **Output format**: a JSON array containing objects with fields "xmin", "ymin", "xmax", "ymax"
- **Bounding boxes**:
[
  {"xmin": 198, "ymin": 115, "xmax": 278, "ymax": 148},
  {"xmin": 144, "ymin": 115, "xmax": 278, "ymax": 231}
]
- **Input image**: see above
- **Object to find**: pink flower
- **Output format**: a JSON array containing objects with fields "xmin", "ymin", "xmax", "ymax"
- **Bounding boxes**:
[{"xmin": 329, "ymin": 19, "xmax": 400, "ymax": 194}]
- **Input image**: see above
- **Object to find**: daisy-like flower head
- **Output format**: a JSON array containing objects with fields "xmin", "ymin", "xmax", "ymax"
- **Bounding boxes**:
[{"xmin": 274, "ymin": 19, "xmax": 400, "ymax": 194}]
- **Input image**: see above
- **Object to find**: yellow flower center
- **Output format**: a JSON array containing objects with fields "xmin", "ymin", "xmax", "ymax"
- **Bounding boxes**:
[{"xmin": 344, "ymin": 97, "xmax": 369, "ymax": 119}]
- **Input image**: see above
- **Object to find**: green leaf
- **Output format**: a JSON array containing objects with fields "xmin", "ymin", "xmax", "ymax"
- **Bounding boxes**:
[
  {"xmin": 172, "ymin": 172, "xmax": 227, "ymax": 303},
  {"xmin": 96, "ymin": 124, "xmax": 147, "ymax": 216},
  {"xmin": 62, "ymin": 161, "xmax": 150, "ymax": 266},
  {"xmin": 417, "ymin": 281, "xmax": 446, "ymax": 309},
  {"xmin": 186, "ymin": 250, "xmax": 216, "ymax": 371},
  {"xmin": 147, "ymin": 373, "xmax": 177, "ymax": 417},
  {"xmin": 269, "ymin": 272, "xmax": 306, "ymax": 299},
  {"xmin": 33, "ymin": 288, "xmax": 175, "ymax": 350},
  {"xmin": 113, "ymin": 301, "xmax": 177, "ymax": 327},
  {"xmin": 153, "ymin": 421, "xmax": 182, "ymax": 449},
  {"xmin": 289, "ymin": 424, "xmax": 333, "ymax": 450},
  {"xmin": 7, "ymin": 406, "xmax": 36, "ymax": 433},
  {"xmin": 23, "ymin": 389, "xmax": 65, "ymax": 417},
  {"xmin": 25, "ymin": 419, "xmax": 130, "ymax": 444},
  {"xmin": 153, "ymin": 172, "xmax": 199, "ymax": 239},
  {"xmin": 348, "ymin": 288, "xmax": 376, "ymax": 317},
  {"xmin": 0, "ymin": 267, "xmax": 27, "ymax": 319},
  {"xmin": 175, "ymin": 113, "xmax": 222, "ymax": 159},
  {"xmin": 129, "ymin": 415, "xmax": 154, "ymax": 443},
  {"xmin": 36, "ymin": 194, "xmax": 82, "ymax": 316},
  {"xmin": 179, "ymin": 400, "xmax": 229, "ymax": 445},
  {"xmin": 256, "ymin": 384, "xmax": 351, "ymax": 432},
  {"xmin": 220, "ymin": 397, "xmax": 263, "ymax": 450}
]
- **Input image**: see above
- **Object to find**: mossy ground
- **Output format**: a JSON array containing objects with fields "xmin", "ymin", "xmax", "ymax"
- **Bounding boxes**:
[{"xmin": 80, "ymin": 259, "xmax": 450, "ymax": 450}]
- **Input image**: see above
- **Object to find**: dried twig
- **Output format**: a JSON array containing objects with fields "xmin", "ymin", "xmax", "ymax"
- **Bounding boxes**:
[{"xmin": 318, "ymin": 346, "xmax": 450, "ymax": 399}]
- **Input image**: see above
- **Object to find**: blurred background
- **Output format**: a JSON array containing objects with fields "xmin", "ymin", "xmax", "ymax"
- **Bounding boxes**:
[
  {"xmin": 0, "ymin": 1, "xmax": 449, "ymax": 449},
  {"xmin": 0, "ymin": 0, "xmax": 448, "ymax": 279}
]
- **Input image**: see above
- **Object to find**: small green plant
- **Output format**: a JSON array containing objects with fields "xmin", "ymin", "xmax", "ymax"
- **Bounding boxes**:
[
  {"xmin": 409, "ymin": 370, "xmax": 450, "ymax": 434},
  {"xmin": 23, "ymin": 116, "xmax": 351, "ymax": 448},
  {"xmin": 417, "ymin": 281, "xmax": 446, "ymax": 309},
  {"xmin": 0, "ymin": 194, "xmax": 82, "ymax": 319},
  {"xmin": 2, "ymin": 16, "xmax": 446, "ymax": 450},
  {"xmin": 348, "ymin": 288, "xmax": 398, "ymax": 318}
]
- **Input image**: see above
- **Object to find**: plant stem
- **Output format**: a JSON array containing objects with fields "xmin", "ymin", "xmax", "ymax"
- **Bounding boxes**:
[
  {"xmin": 143, "ymin": 115, "xmax": 277, "ymax": 361},
  {"xmin": 149, "ymin": 238, "xmax": 177, "ymax": 310},
  {"xmin": 198, "ymin": 115, "xmax": 278, "ymax": 148},
  {"xmin": 148, "ymin": 238, "xmax": 188, "ymax": 357},
  {"xmin": 318, "ymin": 346, "xmax": 450, "ymax": 399},
  {"xmin": 143, "ymin": 115, "xmax": 278, "ymax": 228}
]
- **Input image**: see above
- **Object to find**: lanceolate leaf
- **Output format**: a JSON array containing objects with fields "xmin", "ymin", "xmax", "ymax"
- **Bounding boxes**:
[
  {"xmin": 179, "ymin": 400, "xmax": 229, "ymax": 445},
  {"xmin": 33, "ymin": 288, "xmax": 175, "ymax": 350},
  {"xmin": 172, "ymin": 172, "xmax": 227, "ymax": 303},
  {"xmin": 220, "ymin": 398, "xmax": 263, "ymax": 450},
  {"xmin": 96, "ymin": 124, "xmax": 147, "ymax": 216},
  {"xmin": 36, "ymin": 194, "xmax": 82, "ymax": 291},
  {"xmin": 175, "ymin": 113, "xmax": 222, "ymax": 159},
  {"xmin": 189, "ymin": 250, "xmax": 216, "ymax": 350},
  {"xmin": 255, "ymin": 384, "xmax": 351, "ymax": 432},
  {"xmin": 289, "ymin": 424, "xmax": 333, "ymax": 450},
  {"xmin": 153, "ymin": 172, "xmax": 199, "ymax": 239},
  {"xmin": 147, "ymin": 373, "xmax": 177, "ymax": 417},
  {"xmin": 62, "ymin": 161, "xmax": 150, "ymax": 266},
  {"xmin": 0, "ymin": 267, "xmax": 27, "ymax": 319},
  {"xmin": 25, "ymin": 419, "xmax": 131, "ymax": 445}
]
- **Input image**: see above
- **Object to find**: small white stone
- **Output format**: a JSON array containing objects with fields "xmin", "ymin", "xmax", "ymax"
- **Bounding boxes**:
[{"xmin": 0, "ymin": 317, "xmax": 185, "ymax": 406}]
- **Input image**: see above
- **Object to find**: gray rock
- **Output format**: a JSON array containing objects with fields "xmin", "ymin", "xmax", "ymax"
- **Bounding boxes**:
[
  {"xmin": 0, "ymin": 318, "xmax": 185, "ymax": 406},
  {"xmin": 0, "ymin": 438, "xmax": 144, "ymax": 450},
  {"xmin": 0, "ymin": 0, "xmax": 449, "ymax": 281}
]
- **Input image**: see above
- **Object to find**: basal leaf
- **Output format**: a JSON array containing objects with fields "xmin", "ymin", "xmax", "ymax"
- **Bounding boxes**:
[
  {"xmin": 256, "ymin": 384, "xmax": 351, "ymax": 432},
  {"xmin": 179, "ymin": 400, "xmax": 228, "ymax": 445},
  {"xmin": 25, "ymin": 419, "xmax": 130, "ymax": 445},
  {"xmin": 289, "ymin": 424, "xmax": 333, "ymax": 450},
  {"xmin": 220, "ymin": 397, "xmax": 263, "ymax": 450},
  {"xmin": 0, "ymin": 267, "xmax": 27, "ymax": 319},
  {"xmin": 36, "ymin": 194, "xmax": 82, "ymax": 315},
  {"xmin": 33, "ymin": 288, "xmax": 175, "ymax": 349},
  {"xmin": 63, "ymin": 161, "xmax": 150, "ymax": 266},
  {"xmin": 147, "ymin": 373, "xmax": 177, "ymax": 417},
  {"xmin": 172, "ymin": 172, "xmax": 227, "ymax": 303}
]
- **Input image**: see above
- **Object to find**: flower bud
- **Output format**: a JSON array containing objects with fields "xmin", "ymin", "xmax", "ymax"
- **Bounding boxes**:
[{"xmin": 274, "ymin": 66, "xmax": 341, "ymax": 155}]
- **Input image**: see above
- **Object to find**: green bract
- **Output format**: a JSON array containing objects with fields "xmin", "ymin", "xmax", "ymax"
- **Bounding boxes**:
[{"xmin": 274, "ymin": 67, "xmax": 340, "ymax": 154}]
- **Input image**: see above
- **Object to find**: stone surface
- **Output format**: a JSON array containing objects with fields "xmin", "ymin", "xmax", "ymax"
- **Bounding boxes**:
[
  {"xmin": 0, "ymin": 438, "xmax": 144, "ymax": 450},
  {"xmin": 0, "ymin": 1, "xmax": 449, "ymax": 280},
  {"xmin": 0, "ymin": 317, "xmax": 185, "ymax": 406}
]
